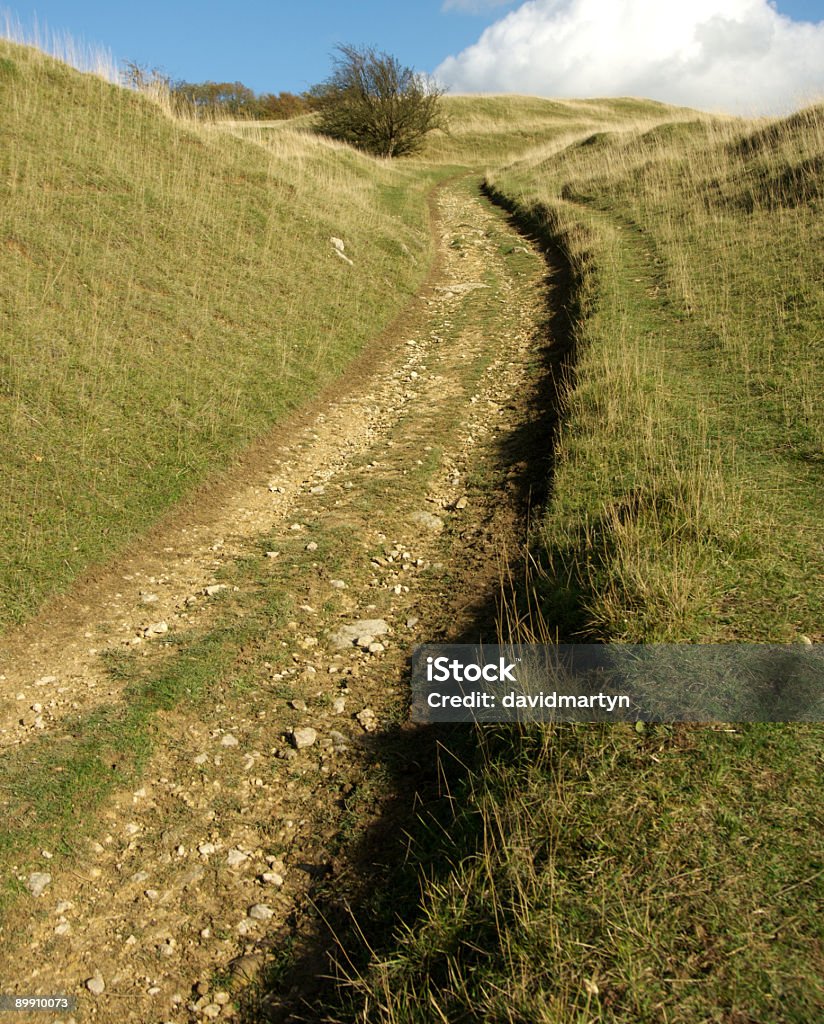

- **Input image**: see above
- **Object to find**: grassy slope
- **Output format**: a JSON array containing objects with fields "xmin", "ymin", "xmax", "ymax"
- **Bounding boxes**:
[
  {"xmin": 343, "ymin": 105, "xmax": 824, "ymax": 1022},
  {"xmin": 419, "ymin": 94, "xmax": 694, "ymax": 165},
  {"xmin": 0, "ymin": 40, "xmax": 436, "ymax": 628},
  {"xmin": 350, "ymin": 723, "xmax": 823, "ymax": 1024},
  {"xmin": 489, "ymin": 109, "xmax": 823, "ymax": 642}
]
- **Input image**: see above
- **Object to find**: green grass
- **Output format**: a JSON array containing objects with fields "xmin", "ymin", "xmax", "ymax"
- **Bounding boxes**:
[
  {"xmin": 0, "ymin": 38, "xmax": 438, "ymax": 628},
  {"xmin": 346, "ymin": 723, "xmax": 823, "ymax": 1023},
  {"xmin": 486, "ymin": 104, "xmax": 823, "ymax": 642}
]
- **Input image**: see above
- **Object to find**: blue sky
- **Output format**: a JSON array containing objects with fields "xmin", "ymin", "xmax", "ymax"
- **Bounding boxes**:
[
  {"xmin": 3, "ymin": 1, "xmax": 824, "ymax": 112},
  {"xmin": 3, "ymin": 1, "xmax": 522, "ymax": 92}
]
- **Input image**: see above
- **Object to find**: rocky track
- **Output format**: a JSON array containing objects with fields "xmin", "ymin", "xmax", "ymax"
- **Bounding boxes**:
[{"xmin": 0, "ymin": 178, "xmax": 558, "ymax": 1023}]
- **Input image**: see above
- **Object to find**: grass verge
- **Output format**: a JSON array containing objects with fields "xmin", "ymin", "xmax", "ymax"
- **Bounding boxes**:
[
  {"xmin": 343, "ymin": 722, "xmax": 823, "ymax": 1024},
  {"xmin": 486, "ymin": 107, "xmax": 822, "ymax": 642}
]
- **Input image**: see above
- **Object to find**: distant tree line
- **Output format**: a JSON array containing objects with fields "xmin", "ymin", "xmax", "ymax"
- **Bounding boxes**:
[
  {"xmin": 121, "ymin": 60, "xmax": 317, "ymax": 120},
  {"xmin": 170, "ymin": 80, "xmax": 318, "ymax": 120}
]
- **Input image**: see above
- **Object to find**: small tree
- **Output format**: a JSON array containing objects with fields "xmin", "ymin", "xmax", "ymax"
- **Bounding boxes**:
[
  {"xmin": 313, "ymin": 44, "xmax": 446, "ymax": 158},
  {"xmin": 121, "ymin": 59, "xmax": 171, "ymax": 95}
]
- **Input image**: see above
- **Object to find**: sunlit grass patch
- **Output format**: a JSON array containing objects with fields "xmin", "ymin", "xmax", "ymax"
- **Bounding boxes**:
[
  {"xmin": 0, "ymin": 38, "xmax": 435, "ymax": 628},
  {"xmin": 487, "ymin": 104, "xmax": 823, "ymax": 642}
]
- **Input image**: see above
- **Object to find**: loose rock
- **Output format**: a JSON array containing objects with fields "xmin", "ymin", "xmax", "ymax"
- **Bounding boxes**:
[
  {"xmin": 290, "ymin": 727, "xmax": 317, "ymax": 750},
  {"xmin": 26, "ymin": 872, "xmax": 51, "ymax": 898},
  {"xmin": 227, "ymin": 849, "xmax": 248, "ymax": 869},
  {"xmin": 356, "ymin": 709, "xmax": 378, "ymax": 732},
  {"xmin": 330, "ymin": 619, "xmax": 390, "ymax": 649},
  {"xmin": 410, "ymin": 510, "xmax": 444, "ymax": 532},
  {"xmin": 86, "ymin": 973, "xmax": 105, "ymax": 996}
]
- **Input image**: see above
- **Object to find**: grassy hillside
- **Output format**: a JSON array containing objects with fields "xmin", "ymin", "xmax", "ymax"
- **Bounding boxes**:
[
  {"xmin": 221, "ymin": 95, "xmax": 685, "ymax": 168},
  {"xmin": 486, "ymin": 107, "xmax": 823, "ymax": 643},
  {"xmin": 1, "ymin": 38, "xmax": 821, "ymax": 1022},
  {"xmin": 0, "ymin": 39, "xmax": 435, "ymax": 628},
  {"xmin": 418, "ymin": 94, "xmax": 694, "ymax": 164}
]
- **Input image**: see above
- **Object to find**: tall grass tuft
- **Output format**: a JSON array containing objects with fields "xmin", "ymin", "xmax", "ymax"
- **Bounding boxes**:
[{"xmin": 1, "ymin": 10, "xmax": 118, "ymax": 82}]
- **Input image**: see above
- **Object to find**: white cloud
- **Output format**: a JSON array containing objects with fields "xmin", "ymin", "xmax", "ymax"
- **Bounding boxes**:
[{"xmin": 434, "ymin": 0, "xmax": 824, "ymax": 114}]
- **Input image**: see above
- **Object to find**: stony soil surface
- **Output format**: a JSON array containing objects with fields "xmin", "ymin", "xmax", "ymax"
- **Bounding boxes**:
[{"xmin": 0, "ymin": 179, "xmax": 556, "ymax": 1022}]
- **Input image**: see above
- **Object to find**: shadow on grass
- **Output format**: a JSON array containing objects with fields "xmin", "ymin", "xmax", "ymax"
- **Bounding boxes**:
[{"xmin": 236, "ymin": 184, "xmax": 591, "ymax": 1024}]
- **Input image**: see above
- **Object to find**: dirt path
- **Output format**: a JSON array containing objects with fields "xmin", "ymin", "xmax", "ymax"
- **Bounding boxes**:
[{"xmin": 0, "ymin": 179, "xmax": 556, "ymax": 1022}]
